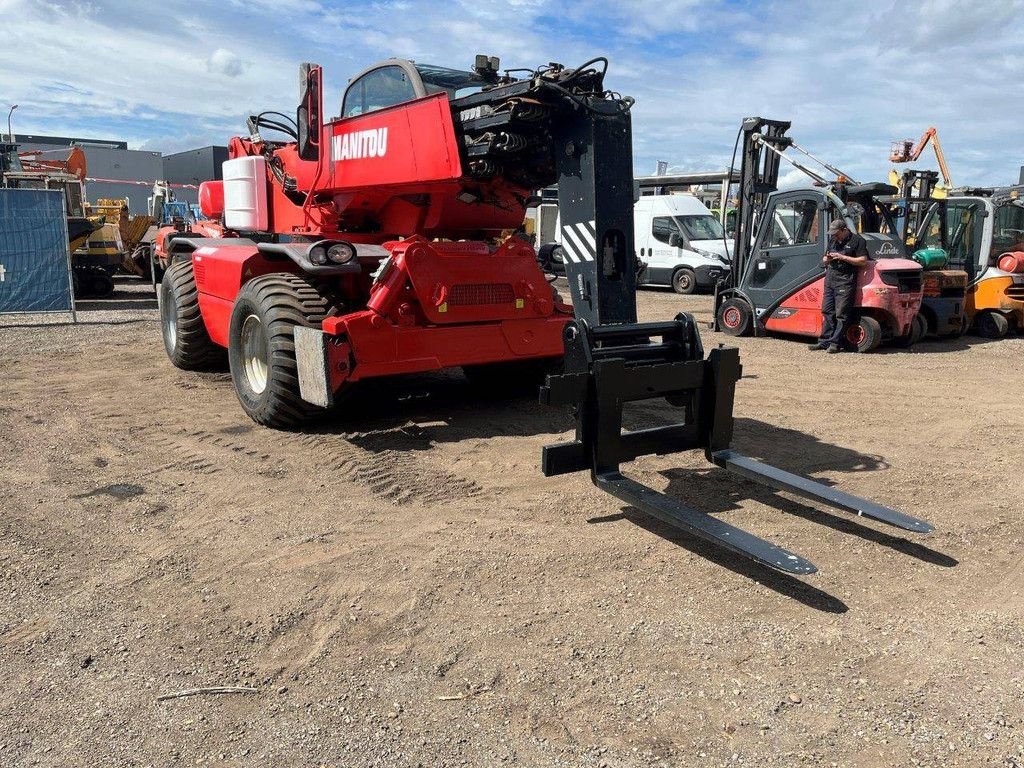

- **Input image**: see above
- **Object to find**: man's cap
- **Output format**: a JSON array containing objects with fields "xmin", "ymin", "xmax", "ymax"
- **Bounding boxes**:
[{"xmin": 828, "ymin": 220, "xmax": 849, "ymax": 233}]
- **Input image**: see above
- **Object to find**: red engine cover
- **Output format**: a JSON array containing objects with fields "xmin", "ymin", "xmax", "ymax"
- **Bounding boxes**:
[{"xmin": 328, "ymin": 94, "xmax": 462, "ymax": 191}]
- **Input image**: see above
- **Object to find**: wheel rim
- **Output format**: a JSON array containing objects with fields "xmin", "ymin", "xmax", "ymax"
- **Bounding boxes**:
[
  {"xmin": 161, "ymin": 295, "xmax": 177, "ymax": 351},
  {"xmin": 240, "ymin": 314, "xmax": 269, "ymax": 394},
  {"xmin": 677, "ymin": 272, "xmax": 692, "ymax": 290},
  {"xmin": 723, "ymin": 307, "xmax": 741, "ymax": 328},
  {"xmin": 847, "ymin": 324, "xmax": 865, "ymax": 345}
]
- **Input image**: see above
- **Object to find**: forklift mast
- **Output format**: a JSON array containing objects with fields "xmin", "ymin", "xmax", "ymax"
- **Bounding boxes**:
[
  {"xmin": 729, "ymin": 117, "xmax": 792, "ymax": 292},
  {"xmin": 895, "ymin": 169, "xmax": 945, "ymax": 246}
]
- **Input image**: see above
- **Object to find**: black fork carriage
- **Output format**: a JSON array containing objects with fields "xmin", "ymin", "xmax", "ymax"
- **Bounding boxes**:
[
  {"xmin": 539, "ymin": 315, "xmax": 932, "ymax": 575},
  {"xmin": 538, "ymin": 76, "xmax": 933, "ymax": 575}
]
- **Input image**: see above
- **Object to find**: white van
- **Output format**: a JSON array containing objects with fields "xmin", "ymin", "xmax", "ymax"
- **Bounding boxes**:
[
  {"xmin": 634, "ymin": 195, "xmax": 732, "ymax": 294},
  {"xmin": 540, "ymin": 194, "xmax": 732, "ymax": 294}
]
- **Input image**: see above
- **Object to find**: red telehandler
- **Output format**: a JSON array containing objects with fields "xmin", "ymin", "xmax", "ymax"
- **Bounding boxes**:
[{"xmin": 158, "ymin": 56, "xmax": 933, "ymax": 575}]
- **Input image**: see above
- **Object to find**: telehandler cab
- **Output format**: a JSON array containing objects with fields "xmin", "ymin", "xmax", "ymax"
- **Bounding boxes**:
[{"xmin": 157, "ymin": 57, "xmax": 933, "ymax": 575}]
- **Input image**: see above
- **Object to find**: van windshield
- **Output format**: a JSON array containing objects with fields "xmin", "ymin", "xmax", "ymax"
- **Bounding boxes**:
[{"xmin": 677, "ymin": 214, "xmax": 725, "ymax": 241}]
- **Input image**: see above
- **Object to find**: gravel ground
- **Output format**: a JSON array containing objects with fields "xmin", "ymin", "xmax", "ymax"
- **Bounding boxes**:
[{"xmin": 1, "ymin": 276, "xmax": 1022, "ymax": 767}]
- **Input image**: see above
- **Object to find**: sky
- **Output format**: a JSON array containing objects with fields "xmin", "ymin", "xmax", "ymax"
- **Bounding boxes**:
[{"xmin": 1, "ymin": 0, "xmax": 1021, "ymax": 187}]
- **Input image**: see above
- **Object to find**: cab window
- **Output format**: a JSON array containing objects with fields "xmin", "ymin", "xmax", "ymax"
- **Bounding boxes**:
[
  {"xmin": 917, "ymin": 206, "xmax": 945, "ymax": 250},
  {"xmin": 415, "ymin": 63, "xmax": 485, "ymax": 99},
  {"xmin": 63, "ymin": 182, "xmax": 84, "ymax": 217},
  {"xmin": 926, "ymin": 201, "xmax": 982, "ymax": 272},
  {"xmin": 990, "ymin": 203, "xmax": 1024, "ymax": 259},
  {"xmin": 342, "ymin": 66, "xmax": 416, "ymax": 118},
  {"xmin": 652, "ymin": 216, "xmax": 682, "ymax": 245},
  {"xmin": 767, "ymin": 199, "xmax": 818, "ymax": 247}
]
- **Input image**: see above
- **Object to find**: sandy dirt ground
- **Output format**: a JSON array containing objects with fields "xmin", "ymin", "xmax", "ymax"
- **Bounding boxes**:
[{"xmin": 1, "ymin": 277, "xmax": 1023, "ymax": 767}]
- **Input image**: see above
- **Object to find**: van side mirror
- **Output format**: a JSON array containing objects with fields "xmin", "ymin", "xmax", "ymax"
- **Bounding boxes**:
[
  {"xmin": 297, "ymin": 62, "xmax": 322, "ymax": 161},
  {"xmin": 669, "ymin": 231, "xmax": 682, "ymax": 248}
]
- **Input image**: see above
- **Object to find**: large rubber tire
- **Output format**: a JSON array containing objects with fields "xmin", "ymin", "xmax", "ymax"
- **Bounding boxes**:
[
  {"xmin": 941, "ymin": 315, "xmax": 968, "ymax": 339},
  {"xmin": 72, "ymin": 267, "xmax": 115, "ymax": 298},
  {"xmin": 894, "ymin": 313, "xmax": 924, "ymax": 348},
  {"xmin": 845, "ymin": 315, "xmax": 882, "ymax": 353},
  {"xmin": 672, "ymin": 268, "xmax": 697, "ymax": 295},
  {"xmin": 160, "ymin": 260, "xmax": 224, "ymax": 370},
  {"xmin": 537, "ymin": 243, "xmax": 565, "ymax": 274},
  {"xmin": 227, "ymin": 273, "xmax": 340, "ymax": 429},
  {"xmin": 132, "ymin": 244, "xmax": 154, "ymax": 281},
  {"xmin": 975, "ymin": 310, "xmax": 1009, "ymax": 339},
  {"xmin": 90, "ymin": 270, "xmax": 116, "ymax": 298},
  {"xmin": 717, "ymin": 297, "xmax": 753, "ymax": 337},
  {"xmin": 910, "ymin": 313, "xmax": 928, "ymax": 345}
]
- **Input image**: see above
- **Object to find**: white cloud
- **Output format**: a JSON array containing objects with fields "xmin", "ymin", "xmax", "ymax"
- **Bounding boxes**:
[
  {"xmin": 0, "ymin": 0, "xmax": 1020, "ymax": 188},
  {"xmin": 206, "ymin": 49, "xmax": 246, "ymax": 78},
  {"xmin": 777, "ymin": 168, "xmax": 814, "ymax": 191}
]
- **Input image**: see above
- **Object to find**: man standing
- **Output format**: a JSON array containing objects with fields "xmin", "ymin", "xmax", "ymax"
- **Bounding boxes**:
[{"xmin": 809, "ymin": 219, "xmax": 869, "ymax": 352}]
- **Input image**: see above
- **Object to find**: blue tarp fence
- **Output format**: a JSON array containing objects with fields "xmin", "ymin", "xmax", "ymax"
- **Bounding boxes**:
[{"xmin": 0, "ymin": 188, "xmax": 74, "ymax": 315}]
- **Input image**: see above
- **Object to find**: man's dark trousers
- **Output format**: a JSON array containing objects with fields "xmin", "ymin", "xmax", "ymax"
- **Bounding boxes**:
[{"xmin": 819, "ymin": 271, "xmax": 856, "ymax": 347}]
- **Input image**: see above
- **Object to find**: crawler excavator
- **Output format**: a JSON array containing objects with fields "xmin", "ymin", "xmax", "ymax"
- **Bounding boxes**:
[{"xmin": 158, "ymin": 55, "xmax": 933, "ymax": 575}]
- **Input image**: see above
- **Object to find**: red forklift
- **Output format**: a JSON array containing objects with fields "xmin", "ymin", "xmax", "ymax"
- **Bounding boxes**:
[
  {"xmin": 713, "ymin": 118, "xmax": 925, "ymax": 352},
  {"xmin": 157, "ymin": 58, "xmax": 932, "ymax": 575}
]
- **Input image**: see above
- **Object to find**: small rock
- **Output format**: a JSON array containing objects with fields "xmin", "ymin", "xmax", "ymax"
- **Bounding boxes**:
[
  {"xmin": 80, "ymin": 655, "xmax": 94, "ymax": 669},
  {"xmin": 788, "ymin": 693, "xmax": 802, "ymax": 705},
  {"xmin": 277, "ymin": 686, "xmax": 288, "ymax": 694}
]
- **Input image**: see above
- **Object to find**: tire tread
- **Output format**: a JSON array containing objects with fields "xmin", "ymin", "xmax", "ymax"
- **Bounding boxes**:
[
  {"xmin": 161, "ymin": 260, "xmax": 224, "ymax": 370},
  {"xmin": 229, "ymin": 273, "xmax": 343, "ymax": 428}
]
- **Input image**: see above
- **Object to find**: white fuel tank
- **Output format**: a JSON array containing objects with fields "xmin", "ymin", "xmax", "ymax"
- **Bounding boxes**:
[{"xmin": 222, "ymin": 156, "xmax": 269, "ymax": 231}]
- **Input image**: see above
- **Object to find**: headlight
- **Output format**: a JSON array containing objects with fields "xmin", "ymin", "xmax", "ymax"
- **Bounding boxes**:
[
  {"xmin": 327, "ymin": 242, "xmax": 356, "ymax": 264},
  {"xmin": 309, "ymin": 245, "xmax": 328, "ymax": 265},
  {"xmin": 695, "ymin": 247, "xmax": 731, "ymax": 265},
  {"xmin": 551, "ymin": 245, "xmax": 565, "ymax": 264}
]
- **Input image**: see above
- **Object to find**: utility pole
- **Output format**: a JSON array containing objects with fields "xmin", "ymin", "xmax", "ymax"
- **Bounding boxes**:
[{"xmin": 6, "ymin": 104, "xmax": 17, "ymax": 142}]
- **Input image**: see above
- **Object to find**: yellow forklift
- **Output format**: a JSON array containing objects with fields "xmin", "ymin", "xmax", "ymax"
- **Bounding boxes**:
[
  {"xmin": 889, "ymin": 169, "xmax": 969, "ymax": 338},
  {"xmin": 915, "ymin": 185, "xmax": 1024, "ymax": 337}
]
